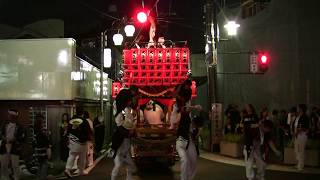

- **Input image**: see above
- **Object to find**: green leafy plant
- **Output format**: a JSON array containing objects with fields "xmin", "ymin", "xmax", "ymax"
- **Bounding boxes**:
[
  {"xmin": 222, "ymin": 133, "xmax": 243, "ymax": 143},
  {"xmin": 199, "ymin": 126, "xmax": 211, "ymax": 150},
  {"xmin": 200, "ymin": 126, "xmax": 210, "ymax": 141}
]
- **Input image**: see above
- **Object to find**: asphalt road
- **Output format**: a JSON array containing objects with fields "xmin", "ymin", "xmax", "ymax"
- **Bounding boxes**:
[{"xmin": 72, "ymin": 157, "xmax": 320, "ymax": 180}]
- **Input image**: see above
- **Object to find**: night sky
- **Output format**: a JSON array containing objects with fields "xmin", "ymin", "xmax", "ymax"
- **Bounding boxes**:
[{"xmin": 0, "ymin": 0, "xmax": 211, "ymax": 52}]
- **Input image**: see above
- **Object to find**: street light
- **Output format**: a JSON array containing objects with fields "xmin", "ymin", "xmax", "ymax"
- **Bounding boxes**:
[
  {"xmin": 100, "ymin": 23, "xmax": 136, "ymax": 117},
  {"xmin": 224, "ymin": 21, "xmax": 240, "ymax": 36},
  {"xmin": 205, "ymin": 1, "xmax": 241, "ymax": 152},
  {"xmin": 112, "ymin": 33, "xmax": 124, "ymax": 46},
  {"xmin": 124, "ymin": 24, "xmax": 135, "ymax": 37}
]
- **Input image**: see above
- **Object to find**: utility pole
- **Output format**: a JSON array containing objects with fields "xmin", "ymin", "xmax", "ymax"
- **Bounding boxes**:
[
  {"xmin": 205, "ymin": 0, "xmax": 218, "ymax": 151},
  {"xmin": 100, "ymin": 31, "xmax": 105, "ymax": 117}
]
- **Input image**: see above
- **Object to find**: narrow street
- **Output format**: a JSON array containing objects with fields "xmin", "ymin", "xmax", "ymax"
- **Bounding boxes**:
[{"xmin": 73, "ymin": 157, "xmax": 320, "ymax": 180}]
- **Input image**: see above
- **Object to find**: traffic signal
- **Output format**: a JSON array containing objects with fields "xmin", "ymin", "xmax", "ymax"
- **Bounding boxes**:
[
  {"xmin": 258, "ymin": 53, "xmax": 269, "ymax": 72},
  {"xmin": 136, "ymin": 11, "xmax": 148, "ymax": 23}
]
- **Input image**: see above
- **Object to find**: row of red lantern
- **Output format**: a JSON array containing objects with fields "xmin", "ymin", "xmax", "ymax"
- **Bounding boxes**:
[{"xmin": 123, "ymin": 48, "xmax": 189, "ymax": 65}]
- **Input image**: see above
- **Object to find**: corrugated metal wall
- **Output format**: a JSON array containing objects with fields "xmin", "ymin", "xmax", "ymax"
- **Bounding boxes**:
[{"xmin": 214, "ymin": 0, "xmax": 320, "ymax": 111}]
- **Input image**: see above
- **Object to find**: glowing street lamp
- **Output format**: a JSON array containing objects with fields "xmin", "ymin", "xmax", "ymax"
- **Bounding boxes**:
[
  {"xmin": 124, "ymin": 24, "xmax": 135, "ymax": 37},
  {"xmin": 224, "ymin": 21, "xmax": 240, "ymax": 36},
  {"xmin": 112, "ymin": 33, "xmax": 124, "ymax": 46}
]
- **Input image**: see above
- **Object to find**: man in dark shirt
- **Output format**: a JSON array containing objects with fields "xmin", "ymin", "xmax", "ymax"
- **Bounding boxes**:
[
  {"xmin": 64, "ymin": 108, "xmax": 92, "ymax": 177},
  {"xmin": 243, "ymin": 120, "xmax": 281, "ymax": 180},
  {"xmin": 293, "ymin": 104, "xmax": 310, "ymax": 171},
  {"xmin": 174, "ymin": 79, "xmax": 202, "ymax": 180},
  {"xmin": 33, "ymin": 115, "xmax": 51, "ymax": 180},
  {"xmin": 0, "ymin": 109, "xmax": 25, "ymax": 180}
]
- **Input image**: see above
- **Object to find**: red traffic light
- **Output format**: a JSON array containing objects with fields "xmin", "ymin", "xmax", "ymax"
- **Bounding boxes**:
[
  {"xmin": 258, "ymin": 53, "xmax": 269, "ymax": 72},
  {"xmin": 260, "ymin": 54, "xmax": 268, "ymax": 64},
  {"xmin": 137, "ymin": 11, "xmax": 148, "ymax": 23}
]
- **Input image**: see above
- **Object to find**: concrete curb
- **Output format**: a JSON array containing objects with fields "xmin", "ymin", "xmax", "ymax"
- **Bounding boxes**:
[{"xmin": 200, "ymin": 152, "xmax": 320, "ymax": 174}]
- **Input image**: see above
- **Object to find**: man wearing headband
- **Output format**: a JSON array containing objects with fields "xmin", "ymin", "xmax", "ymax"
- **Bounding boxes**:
[{"xmin": 0, "ymin": 109, "xmax": 25, "ymax": 180}]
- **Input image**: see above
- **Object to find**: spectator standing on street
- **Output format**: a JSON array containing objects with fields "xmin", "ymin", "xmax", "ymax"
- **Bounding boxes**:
[
  {"xmin": 64, "ymin": 108, "xmax": 92, "ymax": 177},
  {"xmin": 288, "ymin": 106, "xmax": 298, "ymax": 138},
  {"xmin": 60, "ymin": 113, "xmax": 70, "ymax": 162},
  {"xmin": 271, "ymin": 109, "xmax": 281, "ymax": 146},
  {"xmin": 259, "ymin": 107, "xmax": 270, "ymax": 122},
  {"xmin": 93, "ymin": 116, "xmax": 105, "ymax": 155},
  {"xmin": 0, "ymin": 109, "xmax": 25, "ymax": 180},
  {"xmin": 310, "ymin": 106, "xmax": 320, "ymax": 139},
  {"xmin": 224, "ymin": 104, "xmax": 240, "ymax": 134},
  {"xmin": 293, "ymin": 104, "xmax": 310, "ymax": 171},
  {"xmin": 278, "ymin": 109, "xmax": 289, "ymax": 153},
  {"xmin": 242, "ymin": 104, "xmax": 260, "ymax": 152},
  {"xmin": 33, "ymin": 115, "xmax": 52, "ymax": 180},
  {"xmin": 84, "ymin": 111, "xmax": 94, "ymax": 167}
]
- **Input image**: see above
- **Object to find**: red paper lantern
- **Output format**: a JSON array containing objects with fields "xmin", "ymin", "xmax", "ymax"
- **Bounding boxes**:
[
  {"xmin": 112, "ymin": 82, "xmax": 121, "ymax": 98},
  {"xmin": 122, "ymin": 48, "xmax": 190, "ymax": 86}
]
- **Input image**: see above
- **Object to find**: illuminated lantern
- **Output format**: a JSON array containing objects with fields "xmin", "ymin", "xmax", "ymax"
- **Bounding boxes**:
[
  {"xmin": 191, "ymin": 81, "xmax": 197, "ymax": 98},
  {"xmin": 113, "ymin": 33, "xmax": 123, "ymax": 46},
  {"xmin": 112, "ymin": 82, "xmax": 121, "ymax": 98},
  {"xmin": 124, "ymin": 24, "xmax": 135, "ymax": 37}
]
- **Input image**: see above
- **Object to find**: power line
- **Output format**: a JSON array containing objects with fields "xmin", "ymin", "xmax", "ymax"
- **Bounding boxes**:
[{"xmin": 77, "ymin": 0, "xmax": 120, "ymax": 21}]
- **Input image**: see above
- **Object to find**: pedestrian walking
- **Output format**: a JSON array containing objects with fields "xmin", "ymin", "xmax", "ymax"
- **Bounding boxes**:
[
  {"xmin": 0, "ymin": 109, "xmax": 25, "ymax": 180},
  {"xmin": 64, "ymin": 108, "xmax": 92, "ymax": 177}
]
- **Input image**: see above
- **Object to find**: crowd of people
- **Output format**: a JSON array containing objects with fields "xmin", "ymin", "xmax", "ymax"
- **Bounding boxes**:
[
  {"xmin": 2, "ymin": 86, "xmax": 318, "ymax": 180},
  {"xmin": 60, "ymin": 109, "xmax": 106, "ymax": 178},
  {"xmin": 0, "ymin": 78, "xmax": 204, "ymax": 180},
  {"xmin": 0, "ymin": 108, "xmax": 105, "ymax": 180},
  {"xmin": 223, "ymin": 103, "xmax": 320, "ymax": 179}
]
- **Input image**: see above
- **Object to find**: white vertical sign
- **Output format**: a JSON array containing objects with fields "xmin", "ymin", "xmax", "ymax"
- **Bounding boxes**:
[
  {"xmin": 104, "ymin": 48, "xmax": 112, "ymax": 68},
  {"xmin": 211, "ymin": 103, "xmax": 223, "ymax": 144},
  {"xmin": 250, "ymin": 52, "xmax": 258, "ymax": 73}
]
